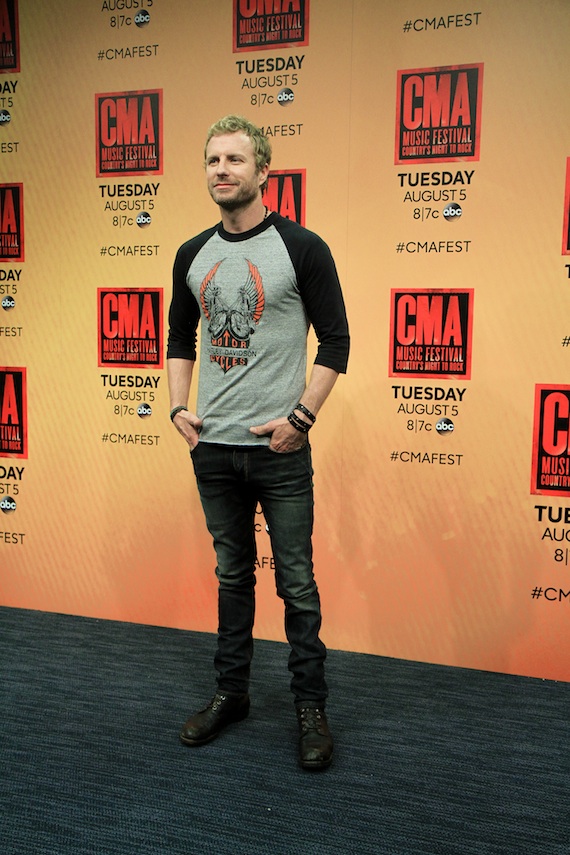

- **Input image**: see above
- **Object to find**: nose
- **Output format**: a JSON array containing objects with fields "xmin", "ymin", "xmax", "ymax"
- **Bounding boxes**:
[{"xmin": 216, "ymin": 157, "xmax": 229, "ymax": 175}]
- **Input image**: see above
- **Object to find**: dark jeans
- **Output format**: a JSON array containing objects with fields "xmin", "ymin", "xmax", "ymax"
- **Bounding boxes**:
[{"xmin": 191, "ymin": 441, "xmax": 328, "ymax": 707}]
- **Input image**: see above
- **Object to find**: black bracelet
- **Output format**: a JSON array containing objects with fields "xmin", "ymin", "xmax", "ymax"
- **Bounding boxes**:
[
  {"xmin": 295, "ymin": 402, "xmax": 316, "ymax": 423},
  {"xmin": 288, "ymin": 411, "xmax": 311, "ymax": 433},
  {"xmin": 170, "ymin": 405, "xmax": 188, "ymax": 421}
]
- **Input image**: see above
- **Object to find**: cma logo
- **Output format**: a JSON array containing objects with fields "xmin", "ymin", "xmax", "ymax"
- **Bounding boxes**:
[
  {"xmin": 263, "ymin": 169, "xmax": 305, "ymax": 225},
  {"xmin": 532, "ymin": 386, "xmax": 570, "ymax": 495},
  {"xmin": 0, "ymin": 186, "xmax": 20, "ymax": 234},
  {"xmin": 98, "ymin": 93, "xmax": 159, "ymax": 146},
  {"xmin": 400, "ymin": 68, "xmax": 476, "ymax": 130},
  {"xmin": 100, "ymin": 292, "xmax": 158, "ymax": 339},
  {"xmin": 540, "ymin": 391, "xmax": 570, "ymax": 455},
  {"xmin": 395, "ymin": 293, "xmax": 464, "ymax": 345}
]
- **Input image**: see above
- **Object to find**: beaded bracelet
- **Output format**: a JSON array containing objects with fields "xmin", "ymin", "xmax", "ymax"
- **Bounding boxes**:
[{"xmin": 170, "ymin": 405, "xmax": 188, "ymax": 421}]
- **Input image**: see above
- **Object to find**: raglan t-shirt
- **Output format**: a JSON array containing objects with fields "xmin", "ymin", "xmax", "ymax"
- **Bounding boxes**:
[{"xmin": 167, "ymin": 211, "xmax": 349, "ymax": 446}]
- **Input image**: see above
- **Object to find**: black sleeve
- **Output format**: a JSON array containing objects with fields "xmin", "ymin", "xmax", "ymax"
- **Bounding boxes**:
[
  {"xmin": 166, "ymin": 241, "xmax": 202, "ymax": 361},
  {"xmin": 275, "ymin": 217, "xmax": 350, "ymax": 373}
]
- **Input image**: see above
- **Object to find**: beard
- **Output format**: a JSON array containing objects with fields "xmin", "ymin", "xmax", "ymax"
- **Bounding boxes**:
[{"xmin": 209, "ymin": 178, "xmax": 261, "ymax": 211}]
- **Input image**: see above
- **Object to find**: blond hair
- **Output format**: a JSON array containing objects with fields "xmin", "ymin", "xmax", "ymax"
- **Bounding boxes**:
[{"xmin": 204, "ymin": 115, "xmax": 272, "ymax": 191}]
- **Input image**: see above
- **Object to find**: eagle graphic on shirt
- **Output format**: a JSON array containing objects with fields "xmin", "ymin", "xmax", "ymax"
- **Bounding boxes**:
[{"xmin": 200, "ymin": 259, "xmax": 265, "ymax": 373}]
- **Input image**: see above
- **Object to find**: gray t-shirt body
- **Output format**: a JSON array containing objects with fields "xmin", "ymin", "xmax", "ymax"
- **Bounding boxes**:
[{"xmin": 167, "ymin": 212, "xmax": 349, "ymax": 447}]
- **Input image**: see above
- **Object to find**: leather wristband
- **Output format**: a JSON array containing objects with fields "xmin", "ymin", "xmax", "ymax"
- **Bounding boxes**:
[
  {"xmin": 288, "ymin": 411, "xmax": 312, "ymax": 433},
  {"xmin": 295, "ymin": 402, "xmax": 316, "ymax": 423},
  {"xmin": 170, "ymin": 405, "xmax": 188, "ymax": 421}
]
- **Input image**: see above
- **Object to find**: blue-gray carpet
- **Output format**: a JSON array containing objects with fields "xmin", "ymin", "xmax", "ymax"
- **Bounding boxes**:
[{"xmin": 1, "ymin": 606, "xmax": 569, "ymax": 854}]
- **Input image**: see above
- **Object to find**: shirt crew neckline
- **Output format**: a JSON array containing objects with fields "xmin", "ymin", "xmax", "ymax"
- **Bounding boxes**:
[{"xmin": 217, "ymin": 210, "xmax": 277, "ymax": 242}]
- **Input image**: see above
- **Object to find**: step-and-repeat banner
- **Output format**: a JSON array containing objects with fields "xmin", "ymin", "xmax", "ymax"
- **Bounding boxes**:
[{"xmin": 2, "ymin": 0, "xmax": 570, "ymax": 681}]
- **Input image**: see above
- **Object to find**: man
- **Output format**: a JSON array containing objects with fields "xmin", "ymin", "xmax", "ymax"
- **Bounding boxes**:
[{"xmin": 167, "ymin": 115, "xmax": 349, "ymax": 770}]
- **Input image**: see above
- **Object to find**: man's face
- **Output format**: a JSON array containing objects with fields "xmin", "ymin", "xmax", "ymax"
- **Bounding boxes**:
[{"xmin": 205, "ymin": 131, "xmax": 268, "ymax": 211}]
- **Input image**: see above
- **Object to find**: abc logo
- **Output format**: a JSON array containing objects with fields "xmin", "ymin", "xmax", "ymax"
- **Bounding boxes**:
[
  {"xmin": 436, "ymin": 418, "xmax": 455, "ymax": 435},
  {"xmin": 135, "ymin": 11, "xmax": 150, "ymax": 27},
  {"xmin": 136, "ymin": 212, "xmax": 152, "ymax": 228},
  {"xmin": 137, "ymin": 404, "xmax": 152, "ymax": 419},
  {"xmin": 2, "ymin": 296, "xmax": 15, "ymax": 311},
  {"xmin": 443, "ymin": 203, "xmax": 462, "ymax": 221},
  {"xmin": 1, "ymin": 496, "xmax": 17, "ymax": 514},
  {"xmin": 277, "ymin": 88, "xmax": 295, "ymax": 106},
  {"xmin": 0, "ymin": 110, "xmax": 11, "ymax": 125}
]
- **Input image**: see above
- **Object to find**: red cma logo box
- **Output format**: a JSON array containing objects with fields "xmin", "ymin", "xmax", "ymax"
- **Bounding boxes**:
[
  {"xmin": 233, "ymin": 0, "xmax": 309, "ymax": 52},
  {"xmin": 98, "ymin": 288, "xmax": 163, "ymax": 369},
  {"xmin": 263, "ymin": 169, "xmax": 305, "ymax": 225},
  {"xmin": 395, "ymin": 63, "xmax": 483, "ymax": 165},
  {"xmin": 531, "ymin": 385, "xmax": 570, "ymax": 497},
  {"xmin": 0, "ymin": 367, "xmax": 26, "ymax": 458},
  {"xmin": 0, "ymin": 183, "xmax": 24, "ymax": 262},
  {"xmin": 95, "ymin": 90, "xmax": 163, "ymax": 178},
  {"xmin": 562, "ymin": 158, "xmax": 570, "ymax": 256},
  {"xmin": 389, "ymin": 289, "xmax": 474, "ymax": 379},
  {"xmin": 0, "ymin": 0, "xmax": 20, "ymax": 73}
]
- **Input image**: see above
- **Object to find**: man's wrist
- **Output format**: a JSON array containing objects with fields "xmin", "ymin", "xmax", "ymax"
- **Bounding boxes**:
[
  {"xmin": 170, "ymin": 405, "xmax": 188, "ymax": 422},
  {"xmin": 287, "ymin": 411, "xmax": 312, "ymax": 433},
  {"xmin": 295, "ymin": 402, "xmax": 317, "ymax": 424}
]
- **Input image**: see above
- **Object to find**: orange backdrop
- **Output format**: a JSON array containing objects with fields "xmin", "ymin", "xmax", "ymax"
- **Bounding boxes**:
[{"xmin": 2, "ymin": 0, "xmax": 570, "ymax": 682}]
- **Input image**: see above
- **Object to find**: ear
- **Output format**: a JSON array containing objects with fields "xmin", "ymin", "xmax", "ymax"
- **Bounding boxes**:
[{"xmin": 258, "ymin": 162, "xmax": 270, "ymax": 187}]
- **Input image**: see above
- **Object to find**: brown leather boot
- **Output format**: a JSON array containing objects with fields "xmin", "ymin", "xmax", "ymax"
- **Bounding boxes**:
[
  {"xmin": 179, "ymin": 693, "xmax": 250, "ymax": 746},
  {"xmin": 297, "ymin": 707, "xmax": 333, "ymax": 770}
]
